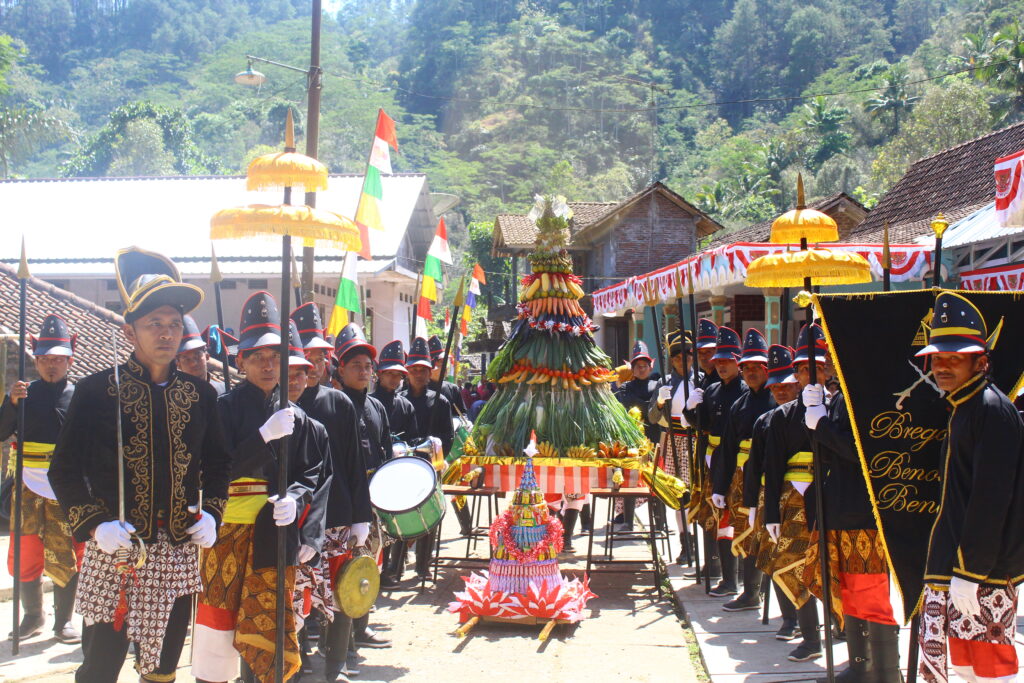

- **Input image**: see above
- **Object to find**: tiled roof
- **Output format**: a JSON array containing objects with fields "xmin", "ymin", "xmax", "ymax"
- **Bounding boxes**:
[
  {"xmin": 853, "ymin": 121, "xmax": 1024, "ymax": 243},
  {"xmin": 705, "ymin": 193, "xmax": 868, "ymax": 248},
  {"xmin": 0, "ymin": 262, "xmax": 232, "ymax": 383},
  {"xmin": 494, "ymin": 201, "xmax": 617, "ymax": 253}
]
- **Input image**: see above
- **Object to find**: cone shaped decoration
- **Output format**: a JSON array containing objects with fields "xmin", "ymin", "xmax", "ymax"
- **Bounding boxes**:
[
  {"xmin": 744, "ymin": 248, "xmax": 872, "ymax": 288},
  {"xmin": 769, "ymin": 174, "xmax": 839, "ymax": 244},
  {"xmin": 465, "ymin": 196, "xmax": 646, "ymax": 459},
  {"xmin": 245, "ymin": 110, "xmax": 329, "ymax": 192},
  {"xmin": 210, "ymin": 204, "xmax": 362, "ymax": 251}
]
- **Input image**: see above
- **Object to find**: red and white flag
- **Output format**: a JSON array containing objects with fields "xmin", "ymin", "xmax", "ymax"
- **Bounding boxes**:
[{"xmin": 995, "ymin": 149, "xmax": 1024, "ymax": 227}]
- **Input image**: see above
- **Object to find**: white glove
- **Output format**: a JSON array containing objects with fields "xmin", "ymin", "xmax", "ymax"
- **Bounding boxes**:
[
  {"xmin": 805, "ymin": 403, "xmax": 827, "ymax": 430},
  {"xmin": 297, "ymin": 544, "xmax": 316, "ymax": 564},
  {"xmin": 949, "ymin": 576, "xmax": 982, "ymax": 617},
  {"xmin": 259, "ymin": 407, "xmax": 295, "ymax": 443},
  {"xmin": 268, "ymin": 494, "xmax": 298, "ymax": 526},
  {"xmin": 711, "ymin": 493, "xmax": 727, "ymax": 509},
  {"xmin": 802, "ymin": 383, "xmax": 825, "ymax": 408},
  {"xmin": 748, "ymin": 508, "xmax": 757, "ymax": 528},
  {"xmin": 685, "ymin": 388, "xmax": 704, "ymax": 410},
  {"xmin": 351, "ymin": 522, "xmax": 371, "ymax": 547},
  {"xmin": 186, "ymin": 510, "xmax": 217, "ymax": 548},
  {"xmin": 93, "ymin": 520, "xmax": 136, "ymax": 554},
  {"xmin": 658, "ymin": 385, "xmax": 672, "ymax": 404},
  {"xmin": 766, "ymin": 523, "xmax": 780, "ymax": 542}
]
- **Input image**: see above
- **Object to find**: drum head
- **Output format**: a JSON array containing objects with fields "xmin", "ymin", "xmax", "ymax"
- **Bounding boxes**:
[{"xmin": 369, "ymin": 456, "xmax": 437, "ymax": 512}]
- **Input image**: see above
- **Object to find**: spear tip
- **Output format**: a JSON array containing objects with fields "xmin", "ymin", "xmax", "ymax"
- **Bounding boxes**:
[
  {"xmin": 210, "ymin": 243, "xmax": 224, "ymax": 284},
  {"xmin": 17, "ymin": 237, "xmax": 30, "ymax": 280}
]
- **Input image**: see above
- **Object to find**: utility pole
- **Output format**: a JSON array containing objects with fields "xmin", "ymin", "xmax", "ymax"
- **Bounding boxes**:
[{"xmin": 301, "ymin": 0, "xmax": 323, "ymax": 305}]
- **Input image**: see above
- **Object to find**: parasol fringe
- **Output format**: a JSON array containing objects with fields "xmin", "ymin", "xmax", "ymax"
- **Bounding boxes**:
[
  {"xmin": 246, "ymin": 152, "xmax": 329, "ymax": 192},
  {"xmin": 211, "ymin": 224, "xmax": 361, "ymax": 251}
]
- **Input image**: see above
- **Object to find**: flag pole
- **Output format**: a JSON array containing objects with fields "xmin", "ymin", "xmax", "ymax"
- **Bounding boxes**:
[
  {"xmin": 210, "ymin": 244, "xmax": 232, "ymax": 391},
  {"xmin": 11, "ymin": 238, "xmax": 29, "ymax": 655},
  {"xmin": 411, "ymin": 270, "xmax": 423, "ymax": 346},
  {"xmin": 882, "ymin": 222, "xmax": 892, "ymax": 293},
  {"xmin": 686, "ymin": 263, "xmax": 710, "ymax": 592},
  {"xmin": 352, "ymin": 109, "xmax": 391, "ymax": 260}
]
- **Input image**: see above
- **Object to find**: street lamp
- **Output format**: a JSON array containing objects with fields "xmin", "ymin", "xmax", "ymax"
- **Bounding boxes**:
[{"xmin": 234, "ymin": 0, "xmax": 323, "ymax": 304}]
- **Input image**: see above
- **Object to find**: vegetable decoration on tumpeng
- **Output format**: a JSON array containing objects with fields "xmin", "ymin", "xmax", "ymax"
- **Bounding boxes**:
[{"xmin": 465, "ymin": 195, "xmax": 648, "ymax": 460}]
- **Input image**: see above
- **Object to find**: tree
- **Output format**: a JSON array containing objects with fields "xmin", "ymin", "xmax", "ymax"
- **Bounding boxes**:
[
  {"xmin": 863, "ymin": 64, "xmax": 920, "ymax": 136},
  {"xmin": 0, "ymin": 103, "xmax": 76, "ymax": 178},
  {"xmin": 107, "ymin": 119, "xmax": 177, "ymax": 175},
  {"xmin": 802, "ymin": 96, "xmax": 852, "ymax": 171},
  {"xmin": 871, "ymin": 78, "xmax": 991, "ymax": 191}
]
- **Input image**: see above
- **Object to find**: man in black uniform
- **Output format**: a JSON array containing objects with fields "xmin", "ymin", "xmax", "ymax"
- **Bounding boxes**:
[
  {"xmin": 712, "ymin": 328, "xmax": 775, "ymax": 609},
  {"xmin": 916, "ymin": 292, "xmax": 1024, "ymax": 683},
  {"xmin": 176, "ymin": 314, "xmax": 225, "ymax": 394},
  {"xmin": 428, "ymin": 334, "xmax": 466, "ymax": 416},
  {"xmin": 370, "ymin": 340, "xmax": 417, "ymax": 583},
  {"xmin": 332, "ymin": 323, "xmax": 394, "ymax": 643},
  {"xmin": 49, "ymin": 247, "xmax": 231, "ymax": 683},
  {"xmin": 2, "ymin": 314, "xmax": 80, "ymax": 643},
  {"xmin": 683, "ymin": 324, "xmax": 747, "ymax": 592},
  {"xmin": 292, "ymin": 302, "xmax": 335, "ymax": 388},
  {"xmin": 192, "ymin": 291, "xmax": 323, "ymax": 683},
  {"xmin": 401, "ymin": 337, "xmax": 454, "ymax": 580},
  {"xmin": 613, "ymin": 340, "xmax": 659, "ymax": 532}
]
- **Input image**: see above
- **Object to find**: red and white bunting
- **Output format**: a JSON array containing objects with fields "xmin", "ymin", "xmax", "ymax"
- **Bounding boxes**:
[{"xmin": 960, "ymin": 263, "xmax": 1024, "ymax": 291}]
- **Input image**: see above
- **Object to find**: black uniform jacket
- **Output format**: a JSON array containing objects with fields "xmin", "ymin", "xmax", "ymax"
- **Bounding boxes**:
[
  {"xmin": 742, "ymin": 408, "xmax": 776, "ymax": 509},
  {"xmin": 297, "ymin": 384, "xmax": 372, "ymax": 530},
  {"xmin": 762, "ymin": 397, "xmax": 811, "ymax": 525},
  {"xmin": 683, "ymin": 376, "xmax": 747, "ymax": 474},
  {"xmin": 49, "ymin": 355, "xmax": 231, "ymax": 545},
  {"xmin": 815, "ymin": 390, "xmax": 874, "ymax": 532},
  {"xmin": 713, "ymin": 384, "xmax": 776, "ymax": 497},
  {"xmin": 0, "ymin": 377, "xmax": 75, "ymax": 448},
  {"xmin": 400, "ymin": 388, "xmax": 454, "ymax": 455},
  {"xmin": 371, "ymin": 387, "xmax": 417, "ymax": 443},
  {"xmin": 925, "ymin": 374, "xmax": 1024, "ymax": 586},
  {"xmin": 615, "ymin": 377, "xmax": 659, "ymax": 442},
  {"xmin": 438, "ymin": 380, "xmax": 466, "ymax": 416},
  {"xmin": 342, "ymin": 385, "xmax": 391, "ymax": 472}
]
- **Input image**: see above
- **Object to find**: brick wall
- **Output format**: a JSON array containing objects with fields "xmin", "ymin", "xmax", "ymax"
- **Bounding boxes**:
[
  {"xmin": 731, "ymin": 294, "xmax": 765, "ymax": 329},
  {"xmin": 612, "ymin": 194, "xmax": 698, "ymax": 278}
]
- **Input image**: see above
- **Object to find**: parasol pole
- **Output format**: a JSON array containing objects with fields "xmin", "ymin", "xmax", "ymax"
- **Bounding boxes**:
[
  {"xmin": 410, "ymin": 270, "xmax": 423, "ymax": 346},
  {"xmin": 673, "ymin": 271, "xmax": 698, "ymax": 574},
  {"xmin": 646, "ymin": 291, "xmax": 670, "ymax": 484},
  {"xmin": 11, "ymin": 238, "xmax": 29, "ymax": 655},
  {"xmin": 801, "ymin": 236, "xmax": 836, "ymax": 683},
  {"xmin": 210, "ymin": 244, "xmax": 232, "ymax": 391},
  {"xmin": 272, "ymin": 111, "xmax": 297, "ymax": 683},
  {"xmin": 431, "ymin": 276, "xmax": 466, "ymax": 420},
  {"xmin": 882, "ymin": 222, "xmax": 892, "ymax": 293},
  {"xmin": 686, "ymin": 263, "xmax": 710, "ymax": 592}
]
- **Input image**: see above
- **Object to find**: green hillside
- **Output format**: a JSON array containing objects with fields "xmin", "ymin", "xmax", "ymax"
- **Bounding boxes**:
[{"xmin": 2, "ymin": 0, "xmax": 1024, "ymax": 238}]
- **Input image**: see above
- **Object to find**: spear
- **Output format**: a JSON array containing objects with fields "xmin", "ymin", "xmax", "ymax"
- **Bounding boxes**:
[
  {"xmin": 210, "ymin": 244, "xmax": 232, "ymax": 390},
  {"xmin": 670, "ymin": 269, "xmax": 698, "ymax": 573},
  {"xmin": 882, "ymin": 222, "xmax": 892, "ymax": 293},
  {"xmin": 763, "ymin": 285, "xmax": 790, "ymax": 625},
  {"xmin": 11, "ymin": 238, "xmax": 28, "ymax": 655},
  {"xmin": 686, "ymin": 262, "xmax": 711, "ymax": 593}
]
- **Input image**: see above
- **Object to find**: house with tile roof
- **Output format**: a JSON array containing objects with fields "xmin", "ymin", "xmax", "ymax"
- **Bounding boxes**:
[
  {"xmin": 705, "ymin": 192, "xmax": 868, "ymax": 249},
  {"xmin": 0, "ymin": 174, "xmax": 440, "ymax": 347},
  {"xmin": 490, "ymin": 181, "xmax": 725, "ymax": 362}
]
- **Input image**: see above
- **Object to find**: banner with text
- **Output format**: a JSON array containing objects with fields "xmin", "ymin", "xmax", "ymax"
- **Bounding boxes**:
[{"xmin": 816, "ymin": 290, "xmax": 1024, "ymax": 621}]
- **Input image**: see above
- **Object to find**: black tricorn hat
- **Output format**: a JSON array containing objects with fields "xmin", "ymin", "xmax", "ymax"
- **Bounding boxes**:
[
  {"xmin": 766, "ymin": 345, "xmax": 797, "ymax": 386},
  {"xmin": 630, "ymin": 340, "xmax": 653, "ymax": 365},
  {"xmin": 178, "ymin": 314, "xmax": 206, "ymax": 355},
  {"xmin": 237, "ymin": 291, "xmax": 282, "ymax": 354},
  {"xmin": 115, "ymin": 246, "xmax": 203, "ymax": 323},
  {"xmin": 427, "ymin": 334, "xmax": 444, "ymax": 360},
  {"xmin": 711, "ymin": 326, "xmax": 742, "ymax": 361},
  {"xmin": 335, "ymin": 323, "xmax": 376, "ymax": 362},
  {"xmin": 666, "ymin": 328, "xmax": 693, "ymax": 355},
  {"xmin": 696, "ymin": 318, "xmax": 718, "ymax": 349},
  {"xmin": 288, "ymin": 320, "xmax": 312, "ymax": 368},
  {"xmin": 377, "ymin": 340, "xmax": 407, "ymax": 373},
  {"xmin": 406, "ymin": 337, "xmax": 433, "ymax": 368},
  {"xmin": 739, "ymin": 328, "xmax": 769, "ymax": 364},
  {"xmin": 290, "ymin": 302, "xmax": 333, "ymax": 351},
  {"xmin": 31, "ymin": 314, "xmax": 76, "ymax": 357},
  {"xmin": 794, "ymin": 323, "xmax": 828, "ymax": 364},
  {"xmin": 916, "ymin": 291, "xmax": 1001, "ymax": 356}
]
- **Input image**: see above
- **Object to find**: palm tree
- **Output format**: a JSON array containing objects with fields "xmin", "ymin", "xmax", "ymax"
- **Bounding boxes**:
[
  {"xmin": 0, "ymin": 103, "xmax": 76, "ymax": 178},
  {"xmin": 802, "ymin": 96, "xmax": 851, "ymax": 171},
  {"xmin": 990, "ymin": 22, "xmax": 1024, "ymax": 118},
  {"xmin": 864, "ymin": 64, "xmax": 920, "ymax": 136}
]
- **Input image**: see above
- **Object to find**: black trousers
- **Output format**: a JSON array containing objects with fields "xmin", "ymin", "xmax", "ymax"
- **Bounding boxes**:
[{"xmin": 76, "ymin": 593, "xmax": 192, "ymax": 683}]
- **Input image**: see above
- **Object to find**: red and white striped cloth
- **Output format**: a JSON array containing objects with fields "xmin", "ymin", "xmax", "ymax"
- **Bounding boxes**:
[{"xmin": 460, "ymin": 462, "xmax": 640, "ymax": 494}]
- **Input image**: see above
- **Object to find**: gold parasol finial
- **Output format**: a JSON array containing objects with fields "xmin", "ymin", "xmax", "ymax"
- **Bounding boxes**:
[
  {"xmin": 210, "ymin": 243, "xmax": 223, "ymax": 284},
  {"xmin": 796, "ymin": 172, "xmax": 806, "ymax": 209},
  {"xmin": 882, "ymin": 221, "xmax": 891, "ymax": 270},
  {"xmin": 17, "ymin": 236, "xmax": 30, "ymax": 280},
  {"xmin": 285, "ymin": 109, "xmax": 295, "ymax": 152},
  {"xmin": 768, "ymin": 175, "xmax": 838, "ymax": 244}
]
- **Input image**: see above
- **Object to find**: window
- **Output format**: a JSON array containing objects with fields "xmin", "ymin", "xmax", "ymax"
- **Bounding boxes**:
[
  {"xmin": 247, "ymin": 279, "xmax": 268, "ymax": 290},
  {"xmin": 106, "ymin": 280, "xmax": 118, "ymax": 291},
  {"xmin": 220, "ymin": 280, "xmax": 237, "ymax": 290},
  {"xmin": 366, "ymin": 289, "xmax": 371, "ymax": 299},
  {"xmin": 48, "ymin": 280, "xmax": 69, "ymax": 290}
]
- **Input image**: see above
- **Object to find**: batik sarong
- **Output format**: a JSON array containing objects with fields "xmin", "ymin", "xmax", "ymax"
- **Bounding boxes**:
[
  {"xmin": 7, "ymin": 485, "xmax": 83, "ymax": 586},
  {"xmin": 770, "ymin": 483, "xmax": 813, "ymax": 609},
  {"xmin": 803, "ymin": 528, "xmax": 888, "ymax": 630}
]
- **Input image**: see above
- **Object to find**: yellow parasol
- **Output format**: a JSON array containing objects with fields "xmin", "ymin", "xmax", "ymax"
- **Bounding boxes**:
[
  {"xmin": 210, "ymin": 204, "xmax": 361, "ymax": 251},
  {"xmin": 245, "ymin": 110, "xmax": 328, "ymax": 192},
  {"xmin": 743, "ymin": 248, "xmax": 871, "ymax": 288},
  {"xmin": 769, "ymin": 174, "xmax": 839, "ymax": 244}
]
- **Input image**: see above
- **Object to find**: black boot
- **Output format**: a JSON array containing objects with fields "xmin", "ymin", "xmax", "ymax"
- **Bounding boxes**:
[
  {"xmin": 453, "ymin": 500, "xmax": 473, "ymax": 536},
  {"xmin": 414, "ymin": 531, "xmax": 435, "ymax": 579},
  {"xmin": 868, "ymin": 620, "xmax": 903, "ymax": 683},
  {"xmin": 682, "ymin": 529, "xmax": 722, "ymax": 579},
  {"xmin": 381, "ymin": 543, "xmax": 404, "ymax": 588},
  {"xmin": 9, "ymin": 578, "xmax": 44, "ymax": 640},
  {"xmin": 818, "ymin": 615, "xmax": 870, "ymax": 682},
  {"xmin": 709, "ymin": 540, "xmax": 738, "ymax": 596},
  {"xmin": 580, "ymin": 503, "xmax": 593, "ymax": 533},
  {"xmin": 353, "ymin": 613, "xmax": 391, "ymax": 648},
  {"xmin": 676, "ymin": 529, "xmax": 693, "ymax": 565},
  {"xmin": 240, "ymin": 659, "xmax": 258, "ymax": 683},
  {"xmin": 562, "ymin": 509, "xmax": 579, "ymax": 553},
  {"xmin": 775, "ymin": 583, "xmax": 800, "ymax": 641},
  {"xmin": 323, "ymin": 611, "xmax": 354, "ymax": 682},
  {"xmin": 723, "ymin": 556, "xmax": 762, "ymax": 611},
  {"xmin": 52, "ymin": 573, "xmax": 81, "ymax": 643},
  {"xmin": 788, "ymin": 598, "xmax": 822, "ymax": 662}
]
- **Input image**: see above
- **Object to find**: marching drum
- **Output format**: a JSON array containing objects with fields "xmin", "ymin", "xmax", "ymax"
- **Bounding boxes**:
[{"xmin": 368, "ymin": 455, "xmax": 446, "ymax": 540}]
